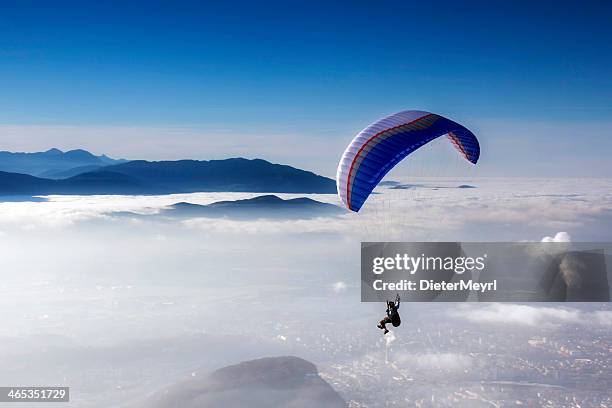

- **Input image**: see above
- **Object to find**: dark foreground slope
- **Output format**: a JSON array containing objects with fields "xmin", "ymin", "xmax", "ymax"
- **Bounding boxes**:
[
  {"xmin": 0, "ymin": 158, "xmax": 337, "ymax": 196},
  {"xmin": 0, "ymin": 170, "xmax": 149, "ymax": 195},
  {"xmin": 140, "ymin": 356, "xmax": 346, "ymax": 408},
  {"xmin": 0, "ymin": 171, "xmax": 54, "ymax": 195}
]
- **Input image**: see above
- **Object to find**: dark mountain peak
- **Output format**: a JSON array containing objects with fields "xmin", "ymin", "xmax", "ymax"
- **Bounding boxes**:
[
  {"xmin": 250, "ymin": 194, "xmax": 282, "ymax": 201},
  {"xmin": 203, "ymin": 194, "xmax": 325, "ymax": 208},
  {"xmin": 222, "ymin": 156, "xmax": 252, "ymax": 162},
  {"xmin": 210, "ymin": 356, "xmax": 318, "ymax": 386},
  {"xmin": 44, "ymin": 148, "xmax": 63, "ymax": 155},
  {"xmin": 287, "ymin": 197, "xmax": 318, "ymax": 204},
  {"xmin": 208, "ymin": 195, "xmax": 284, "ymax": 207},
  {"xmin": 162, "ymin": 195, "xmax": 343, "ymax": 220},
  {"xmin": 141, "ymin": 356, "xmax": 346, "ymax": 408},
  {"xmin": 63, "ymin": 149, "xmax": 98, "ymax": 159}
]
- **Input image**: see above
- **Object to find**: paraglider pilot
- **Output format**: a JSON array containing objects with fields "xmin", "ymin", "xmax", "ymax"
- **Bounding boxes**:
[{"xmin": 377, "ymin": 294, "xmax": 400, "ymax": 334}]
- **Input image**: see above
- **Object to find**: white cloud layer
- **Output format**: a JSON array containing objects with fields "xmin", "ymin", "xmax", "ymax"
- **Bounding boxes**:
[
  {"xmin": 451, "ymin": 303, "xmax": 611, "ymax": 328},
  {"xmin": 1, "ymin": 177, "xmax": 611, "ymax": 242}
]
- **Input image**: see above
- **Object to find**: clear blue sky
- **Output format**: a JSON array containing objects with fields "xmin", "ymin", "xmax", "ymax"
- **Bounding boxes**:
[{"xmin": 1, "ymin": 1, "xmax": 611, "ymax": 177}]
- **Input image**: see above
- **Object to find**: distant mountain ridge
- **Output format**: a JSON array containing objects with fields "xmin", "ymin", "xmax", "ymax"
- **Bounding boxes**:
[
  {"xmin": 0, "ymin": 148, "xmax": 126, "ymax": 178},
  {"xmin": 98, "ymin": 158, "xmax": 336, "ymax": 193},
  {"xmin": 163, "ymin": 195, "xmax": 343, "ymax": 219},
  {"xmin": 0, "ymin": 156, "xmax": 337, "ymax": 196}
]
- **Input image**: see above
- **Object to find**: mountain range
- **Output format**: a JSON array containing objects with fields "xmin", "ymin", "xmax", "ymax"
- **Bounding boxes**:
[
  {"xmin": 0, "ymin": 148, "xmax": 125, "ymax": 178},
  {"xmin": 167, "ymin": 195, "xmax": 343, "ymax": 219},
  {"xmin": 0, "ymin": 149, "xmax": 337, "ymax": 196},
  {"xmin": 114, "ymin": 195, "xmax": 344, "ymax": 220}
]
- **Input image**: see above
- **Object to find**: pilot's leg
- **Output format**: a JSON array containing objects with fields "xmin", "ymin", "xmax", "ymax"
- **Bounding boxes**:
[{"xmin": 378, "ymin": 316, "xmax": 391, "ymax": 332}]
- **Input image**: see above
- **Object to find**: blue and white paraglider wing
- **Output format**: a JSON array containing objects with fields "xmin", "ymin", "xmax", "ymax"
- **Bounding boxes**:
[{"xmin": 336, "ymin": 110, "xmax": 480, "ymax": 212}]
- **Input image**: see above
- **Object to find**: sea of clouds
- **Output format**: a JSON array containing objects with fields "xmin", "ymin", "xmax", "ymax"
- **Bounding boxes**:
[{"xmin": 0, "ymin": 177, "xmax": 610, "ymax": 406}]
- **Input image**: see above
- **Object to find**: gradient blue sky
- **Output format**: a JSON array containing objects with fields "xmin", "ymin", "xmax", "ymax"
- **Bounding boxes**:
[{"xmin": 1, "ymin": 1, "xmax": 611, "ymax": 177}]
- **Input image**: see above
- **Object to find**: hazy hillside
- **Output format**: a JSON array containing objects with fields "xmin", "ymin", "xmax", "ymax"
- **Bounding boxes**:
[{"xmin": 0, "ymin": 148, "xmax": 125, "ymax": 178}]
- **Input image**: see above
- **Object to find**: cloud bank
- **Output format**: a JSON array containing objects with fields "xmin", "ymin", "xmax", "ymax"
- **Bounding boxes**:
[
  {"xmin": 452, "ymin": 303, "xmax": 612, "ymax": 328},
  {"xmin": 0, "ymin": 178, "xmax": 611, "ymax": 243}
]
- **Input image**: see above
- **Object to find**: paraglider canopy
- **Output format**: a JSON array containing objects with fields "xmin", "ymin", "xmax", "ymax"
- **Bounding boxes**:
[{"xmin": 336, "ymin": 110, "xmax": 480, "ymax": 212}]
